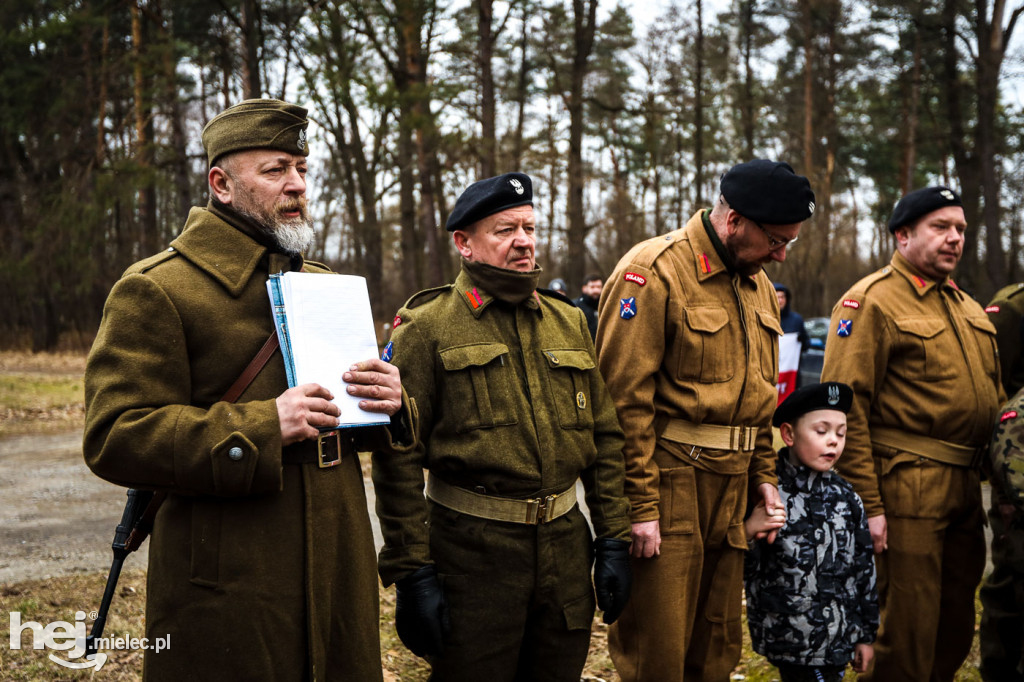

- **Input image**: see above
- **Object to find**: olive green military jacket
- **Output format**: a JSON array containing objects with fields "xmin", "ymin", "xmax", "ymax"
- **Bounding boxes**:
[
  {"xmin": 372, "ymin": 267, "xmax": 631, "ymax": 585},
  {"xmin": 820, "ymin": 250, "xmax": 1003, "ymax": 518},
  {"xmin": 595, "ymin": 210, "xmax": 782, "ymax": 524},
  {"xmin": 84, "ymin": 205, "xmax": 413, "ymax": 682},
  {"xmin": 987, "ymin": 282, "xmax": 1024, "ymax": 396}
]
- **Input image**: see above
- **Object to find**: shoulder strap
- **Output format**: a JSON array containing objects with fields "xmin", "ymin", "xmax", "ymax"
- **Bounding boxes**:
[{"xmin": 221, "ymin": 330, "xmax": 280, "ymax": 403}]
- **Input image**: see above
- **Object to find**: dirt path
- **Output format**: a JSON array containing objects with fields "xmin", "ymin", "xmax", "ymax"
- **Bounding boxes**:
[
  {"xmin": 0, "ymin": 429, "xmax": 390, "ymax": 585},
  {"xmin": 0, "ymin": 429, "xmax": 150, "ymax": 583}
]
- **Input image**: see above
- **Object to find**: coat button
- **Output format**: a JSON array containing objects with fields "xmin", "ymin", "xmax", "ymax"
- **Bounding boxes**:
[{"xmin": 228, "ymin": 446, "xmax": 244, "ymax": 461}]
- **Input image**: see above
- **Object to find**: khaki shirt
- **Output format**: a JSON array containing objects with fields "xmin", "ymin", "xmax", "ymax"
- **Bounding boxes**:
[
  {"xmin": 820, "ymin": 250, "xmax": 1004, "ymax": 517},
  {"xmin": 373, "ymin": 267, "xmax": 631, "ymax": 585},
  {"xmin": 595, "ymin": 210, "xmax": 782, "ymax": 523}
]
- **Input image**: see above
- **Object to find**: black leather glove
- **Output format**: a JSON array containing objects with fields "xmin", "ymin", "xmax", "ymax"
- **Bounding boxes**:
[
  {"xmin": 593, "ymin": 537, "xmax": 632, "ymax": 624},
  {"xmin": 395, "ymin": 564, "xmax": 449, "ymax": 657}
]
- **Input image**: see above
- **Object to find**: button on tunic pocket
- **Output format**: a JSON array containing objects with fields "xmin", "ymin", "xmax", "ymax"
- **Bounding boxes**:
[{"xmin": 542, "ymin": 348, "xmax": 596, "ymax": 430}]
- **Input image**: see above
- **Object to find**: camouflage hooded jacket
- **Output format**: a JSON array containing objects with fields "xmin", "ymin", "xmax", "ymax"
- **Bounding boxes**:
[
  {"xmin": 991, "ymin": 388, "xmax": 1024, "ymax": 511},
  {"xmin": 744, "ymin": 449, "xmax": 879, "ymax": 666}
]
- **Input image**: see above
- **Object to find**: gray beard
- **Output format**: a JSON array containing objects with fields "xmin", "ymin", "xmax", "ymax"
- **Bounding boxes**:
[
  {"xmin": 269, "ymin": 220, "xmax": 316, "ymax": 255},
  {"xmin": 233, "ymin": 202, "xmax": 316, "ymax": 255}
]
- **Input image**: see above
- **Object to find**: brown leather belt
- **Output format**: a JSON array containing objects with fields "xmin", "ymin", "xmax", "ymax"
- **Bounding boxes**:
[
  {"xmin": 426, "ymin": 475, "xmax": 577, "ymax": 525},
  {"xmin": 281, "ymin": 431, "xmax": 344, "ymax": 467},
  {"xmin": 871, "ymin": 426, "xmax": 982, "ymax": 468}
]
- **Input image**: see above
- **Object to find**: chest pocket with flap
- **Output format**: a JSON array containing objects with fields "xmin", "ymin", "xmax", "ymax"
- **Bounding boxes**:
[
  {"xmin": 439, "ymin": 342, "xmax": 518, "ymax": 432},
  {"xmin": 893, "ymin": 317, "xmax": 958, "ymax": 380},
  {"xmin": 965, "ymin": 313, "xmax": 1000, "ymax": 384},
  {"xmin": 542, "ymin": 348, "xmax": 596, "ymax": 430},
  {"xmin": 678, "ymin": 306, "xmax": 735, "ymax": 383},
  {"xmin": 756, "ymin": 309, "xmax": 783, "ymax": 382}
]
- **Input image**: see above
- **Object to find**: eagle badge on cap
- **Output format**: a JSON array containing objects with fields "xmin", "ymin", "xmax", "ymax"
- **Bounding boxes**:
[
  {"xmin": 828, "ymin": 384, "xmax": 840, "ymax": 405},
  {"xmin": 808, "ymin": 201, "xmax": 816, "ymax": 213},
  {"xmin": 510, "ymin": 178, "xmax": 524, "ymax": 195},
  {"xmin": 940, "ymin": 189, "xmax": 955, "ymax": 200},
  {"xmin": 297, "ymin": 129, "xmax": 307, "ymax": 152}
]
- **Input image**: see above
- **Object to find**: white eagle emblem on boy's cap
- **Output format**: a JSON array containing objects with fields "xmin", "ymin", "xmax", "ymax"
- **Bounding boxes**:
[
  {"xmin": 827, "ymin": 384, "xmax": 840, "ymax": 405},
  {"xmin": 510, "ymin": 178, "xmax": 524, "ymax": 195}
]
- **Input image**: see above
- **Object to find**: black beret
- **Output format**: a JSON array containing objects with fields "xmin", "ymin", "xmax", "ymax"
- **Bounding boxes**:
[
  {"xmin": 887, "ymin": 186, "xmax": 963, "ymax": 233},
  {"xmin": 446, "ymin": 172, "xmax": 533, "ymax": 231},
  {"xmin": 202, "ymin": 99, "xmax": 309, "ymax": 166},
  {"xmin": 720, "ymin": 159, "xmax": 816, "ymax": 224},
  {"xmin": 773, "ymin": 382, "xmax": 853, "ymax": 427}
]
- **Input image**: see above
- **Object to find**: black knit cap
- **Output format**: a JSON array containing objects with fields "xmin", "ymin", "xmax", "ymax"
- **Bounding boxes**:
[
  {"xmin": 887, "ymin": 186, "xmax": 963, "ymax": 233},
  {"xmin": 446, "ymin": 173, "xmax": 533, "ymax": 231},
  {"xmin": 773, "ymin": 382, "xmax": 853, "ymax": 427},
  {"xmin": 720, "ymin": 159, "xmax": 816, "ymax": 225}
]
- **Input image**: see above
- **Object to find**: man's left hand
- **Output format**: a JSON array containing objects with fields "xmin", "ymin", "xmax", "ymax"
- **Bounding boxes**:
[
  {"xmin": 343, "ymin": 358, "xmax": 402, "ymax": 416},
  {"xmin": 756, "ymin": 483, "xmax": 783, "ymax": 544}
]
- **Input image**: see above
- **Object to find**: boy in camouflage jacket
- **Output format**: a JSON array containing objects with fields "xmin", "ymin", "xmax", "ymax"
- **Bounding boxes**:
[{"xmin": 745, "ymin": 382, "xmax": 879, "ymax": 682}]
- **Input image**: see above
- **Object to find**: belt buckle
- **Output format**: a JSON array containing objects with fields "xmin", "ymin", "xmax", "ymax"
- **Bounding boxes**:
[
  {"xmin": 526, "ymin": 494, "xmax": 557, "ymax": 524},
  {"xmin": 317, "ymin": 430, "xmax": 342, "ymax": 468},
  {"xmin": 688, "ymin": 445, "xmax": 703, "ymax": 461}
]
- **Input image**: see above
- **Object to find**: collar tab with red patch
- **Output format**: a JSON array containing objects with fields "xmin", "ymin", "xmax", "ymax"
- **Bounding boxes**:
[
  {"xmin": 698, "ymin": 253, "xmax": 711, "ymax": 274},
  {"xmin": 911, "ymin": 275, "xmax": 928, "ymax": 288},
  {"xmin": 624, "ymin": 272, "xmax": 647, "ymax": 286},
  {"xmin": 465, "ymin": 288, "xmax": 484, "ymax": 309}
]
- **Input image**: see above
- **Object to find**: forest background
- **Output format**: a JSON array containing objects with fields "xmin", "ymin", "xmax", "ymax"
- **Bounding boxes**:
[{"xmin": 4, "ymin": 0, "xmax": 1024, "ymax": 351}]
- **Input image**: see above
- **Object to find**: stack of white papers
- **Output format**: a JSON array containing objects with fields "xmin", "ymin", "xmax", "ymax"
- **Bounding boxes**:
[{"xmin": 267, "ymin": 271, "xmax": 389, "ymax": 428}]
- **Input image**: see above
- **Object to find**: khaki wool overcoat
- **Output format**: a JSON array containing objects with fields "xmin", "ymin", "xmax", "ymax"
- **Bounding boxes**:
[{"xmin": 84, "ymin": 204, "xmax": 414, "ymax": 682}]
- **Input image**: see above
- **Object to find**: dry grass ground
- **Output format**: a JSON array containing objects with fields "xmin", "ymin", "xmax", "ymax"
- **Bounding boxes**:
[
  {"xmin": 0, "ymin": 351, "xmax": 86, "ymax": 439},
  {"xmin": 0, "ymin": 350, "xmax": 985, "ymax": 680},
  {"xmin": 0, "ymin": 568, "xmax": 984, "ymax": 681}
]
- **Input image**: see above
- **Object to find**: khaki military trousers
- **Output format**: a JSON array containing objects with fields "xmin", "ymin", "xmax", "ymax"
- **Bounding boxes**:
[
  {"xmin": 609, "ymin": 463, "xmax": 748, "ymax": 682},
  {"xmin": 979, "ymin": 500, "xmax": 1024, "ymax": 682},
  {"xmin": 863, "ymin": 456, "xmax": 985, "ymax": 682},
  {"xmin": 424, "ymin": 502, "xmax": 595, "ymax": 682}
]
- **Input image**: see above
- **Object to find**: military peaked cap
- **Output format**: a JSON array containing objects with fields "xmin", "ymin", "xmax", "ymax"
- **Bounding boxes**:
[
  {"xmin": 773, "ymin": 381, "xmax": 853, "ymax": 427},
  {"xmin": 446, "ymin": 172, "xmax": 533, "ymax": 231},
  {"xmin": 202, "ymin": 98, "xmax": 309, "ymax": 166},
  {"xmin": 887, "ymin": 186, "xmax": 963, "ymax": 233},
  {"xmin": 720, "ymin": 159, "xmax": 816, "ymax": 225}
]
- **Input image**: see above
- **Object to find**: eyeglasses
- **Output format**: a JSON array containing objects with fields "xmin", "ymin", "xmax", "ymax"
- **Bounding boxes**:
[{"xmin": 749, "ymin": 217, "xmax": 798, "ymax": 251}]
